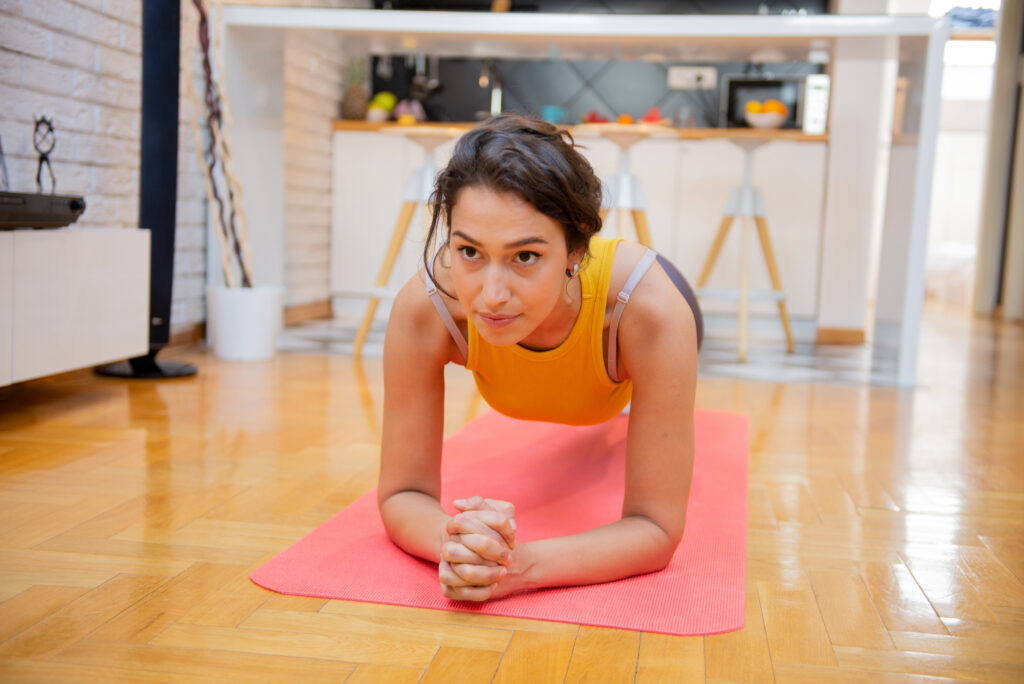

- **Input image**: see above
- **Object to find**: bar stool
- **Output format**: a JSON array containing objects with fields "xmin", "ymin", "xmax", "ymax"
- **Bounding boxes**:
[
  {"xmin": 352, "ymin": 125, "xmax": 463, "ymax": 357},
  {"xmin": 696, "ymin": 136, "xmax": 795, "ymax": 362},
  {"xmin": 578, "ymin": 123, "xmax": 675, "ymax": 247}
]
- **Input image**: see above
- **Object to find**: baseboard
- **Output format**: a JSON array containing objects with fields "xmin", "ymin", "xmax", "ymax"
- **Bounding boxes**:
[
  {"xmin": 169, "ymin": 324, "xmax": 205, "ymax": 348},
  {"xmin": 816, "ymin": 327, "xmax": 866, "ymax": 345},
  {"xmin": 284, "ymin": 299, "xmax": 334, "ymax": 325},
  {"xmin": 168, "ymin": 300, "xmax": 332, "ymax": 351}
]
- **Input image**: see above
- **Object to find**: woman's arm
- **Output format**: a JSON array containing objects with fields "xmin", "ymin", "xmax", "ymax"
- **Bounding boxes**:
[
  {"xmin": 377, "ymin": 272, "xmax": 459, "ymax": 563},
  {"xmin": 379, "ymin": 271, "xmax": 511, "ymax": 596},
  {"xmin": 451, "ymin": 258, "xmax": 698, "ymax": 599}
]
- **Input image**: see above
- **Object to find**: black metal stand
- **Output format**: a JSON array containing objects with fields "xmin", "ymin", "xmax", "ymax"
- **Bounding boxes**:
[
  {"xmin": 98, "ymin": 1, "xmax": 196, "ymax": 382},
  {"xmin": 95, "ymin": 351, "xmax": 197, "ymax": 379}
]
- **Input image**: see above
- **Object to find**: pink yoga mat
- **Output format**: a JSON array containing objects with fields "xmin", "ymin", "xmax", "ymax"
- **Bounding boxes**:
[{"xmin": 251, "ymin": 409, "xmax": 748, "ymax": 636}]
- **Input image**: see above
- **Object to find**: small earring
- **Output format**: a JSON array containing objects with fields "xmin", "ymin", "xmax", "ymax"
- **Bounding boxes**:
[{"xmin": 565, "ymin": 263, "xmax": 579, "ymax": 278}]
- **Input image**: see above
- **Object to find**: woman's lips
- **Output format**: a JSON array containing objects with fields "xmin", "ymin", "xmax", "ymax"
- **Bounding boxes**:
[{"xmin": 478, "ymin": 313, "xmax": 519, "ymax": 330}]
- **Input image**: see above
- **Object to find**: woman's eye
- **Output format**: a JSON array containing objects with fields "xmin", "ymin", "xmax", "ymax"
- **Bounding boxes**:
[
  {"xmin": 515, "ymin": 251, "xmax": 540, "ymax": 265},
  {"xmin": 458, "ymin": 246, "xmax": 479, "ymax": 260}
]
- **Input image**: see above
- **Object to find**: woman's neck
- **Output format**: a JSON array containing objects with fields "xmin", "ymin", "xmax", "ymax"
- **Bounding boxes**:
[{"xmin": 517, "ymin": 278, "xmax": 584, "ymax": 351}]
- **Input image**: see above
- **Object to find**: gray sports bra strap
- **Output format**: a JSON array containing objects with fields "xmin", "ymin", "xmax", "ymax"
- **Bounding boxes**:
[
  {"xmin": 425, "ymin": 250, "xmax": 469, "ymax": 363},
  {"xmin": 607, "ymin": 248, "xmax": 658, "ymax": 382}
]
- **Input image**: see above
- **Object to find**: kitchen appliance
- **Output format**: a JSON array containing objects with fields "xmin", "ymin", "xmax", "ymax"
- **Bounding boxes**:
[{"xmin": 719, "ymin": 73, "xmax": 830, "ymax": 134}]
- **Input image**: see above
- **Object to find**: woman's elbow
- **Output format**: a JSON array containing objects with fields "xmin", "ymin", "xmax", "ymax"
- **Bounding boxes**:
[
  {"xmin": 640, "ymin": 515, "xmax": 686, "ymax": 570},
  {"xmin": 652, "ymin": 534, "xmax": 682, "ymax": 571}
]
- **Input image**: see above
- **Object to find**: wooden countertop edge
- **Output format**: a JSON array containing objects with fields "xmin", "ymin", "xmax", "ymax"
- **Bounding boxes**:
[{"xmin": 332, "ymin": 120, "xmax": 829, "ymax": 142}]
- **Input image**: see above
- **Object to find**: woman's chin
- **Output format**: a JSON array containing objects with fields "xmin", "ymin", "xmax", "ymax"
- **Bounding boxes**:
[
  {"xmin": 475, "ymin": 317, "xmax": 528, "ymax": 346},
  {"xmin": 476, "ymin": 329, "xmax": 523, "ymax": 347}
]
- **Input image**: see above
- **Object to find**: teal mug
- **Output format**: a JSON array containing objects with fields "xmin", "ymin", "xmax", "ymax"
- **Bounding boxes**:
[{"xmin": 540, "ymin": 105, "xmax": 565, "ymax": 125}]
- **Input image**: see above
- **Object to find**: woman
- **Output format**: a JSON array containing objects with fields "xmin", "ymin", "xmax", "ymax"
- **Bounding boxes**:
[{"xmin": 378, "ymin": 114, "xmax": 703, "ymax": 602}]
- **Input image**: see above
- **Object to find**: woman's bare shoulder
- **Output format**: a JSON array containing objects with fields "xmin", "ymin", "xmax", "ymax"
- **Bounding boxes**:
[
  {"xmin": 387, "ymin": 268, "xmax": 466, "ymax": 366},
  {"xmin": 606, "ymin": 240, "xmax": 661, "ymax": 309},
  {"xmin": 608, "ymin": 240, "xmax": 696, "ymax": 355}
]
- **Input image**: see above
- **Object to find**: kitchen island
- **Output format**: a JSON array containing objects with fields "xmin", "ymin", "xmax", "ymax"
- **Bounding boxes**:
[{"xmin": 221, "ymin": 7, "xmax": 948, "ymax": 386}]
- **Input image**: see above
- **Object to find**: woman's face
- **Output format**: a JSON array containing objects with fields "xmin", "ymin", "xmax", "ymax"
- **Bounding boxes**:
[{"xmin": 448, "ymin": 186, "xmax": 575, "ymax": 347}]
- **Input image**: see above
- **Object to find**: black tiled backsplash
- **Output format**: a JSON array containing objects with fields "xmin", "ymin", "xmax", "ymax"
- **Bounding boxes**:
[
  {"xmin": 369, "ymin": 0, "xmax": 828, "ymax": 125},
  {"xmin": 372, "ymin": 58, "xmax": 823, "ymax": 126}
]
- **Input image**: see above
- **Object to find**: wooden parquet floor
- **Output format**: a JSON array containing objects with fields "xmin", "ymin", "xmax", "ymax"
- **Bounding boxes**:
[{"xmin": 0, "ymin": 304, "xmax": 1021, "ymax": 683}]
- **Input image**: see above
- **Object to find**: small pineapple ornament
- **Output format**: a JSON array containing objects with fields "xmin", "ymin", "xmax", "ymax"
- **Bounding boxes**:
[{"xmin": 340, "ymin": 59, "xmax": 369, "ymax": 120}]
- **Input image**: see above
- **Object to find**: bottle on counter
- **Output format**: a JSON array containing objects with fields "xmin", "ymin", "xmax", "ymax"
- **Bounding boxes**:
[{"xmin": 341, "ymin": 59, "xmax": 369, "ymax": 121}]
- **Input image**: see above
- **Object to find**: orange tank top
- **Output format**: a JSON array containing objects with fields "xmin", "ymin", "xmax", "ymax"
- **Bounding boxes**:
[{"xmin": 465, "ymin": 236, "xmax": 631, "ymax": 426}]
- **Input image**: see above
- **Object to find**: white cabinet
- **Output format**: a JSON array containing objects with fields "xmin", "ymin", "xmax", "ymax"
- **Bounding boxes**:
[{"xmin": 2, "ymin": 228, "xmax": 150, "ymax": 387}]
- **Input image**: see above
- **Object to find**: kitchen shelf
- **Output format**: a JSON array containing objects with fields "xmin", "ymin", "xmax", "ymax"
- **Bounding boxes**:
[
  {"xmin": 950, "ymin": 29, "xmax": 995, "ymax": 41},
  {"xmin": 223, "ymin": 7, "xmax": 943, "ymax": 62}
]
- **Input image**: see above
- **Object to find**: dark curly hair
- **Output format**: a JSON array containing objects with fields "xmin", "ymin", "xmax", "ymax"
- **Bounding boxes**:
[{"xmin": 423, "ymin": 114, "xmax": 604, "ymax": 295}]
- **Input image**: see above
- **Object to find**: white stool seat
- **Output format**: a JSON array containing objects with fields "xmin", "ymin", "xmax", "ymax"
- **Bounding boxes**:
[{"xmin": 576, "ymin": 123, "xmax": 673, "ymax": 247}]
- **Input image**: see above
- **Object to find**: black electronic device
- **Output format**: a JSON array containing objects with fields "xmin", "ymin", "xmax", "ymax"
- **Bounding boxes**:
[{"xmin": 0, "ymin": 190, "xmax": 86, "ymax": 229}]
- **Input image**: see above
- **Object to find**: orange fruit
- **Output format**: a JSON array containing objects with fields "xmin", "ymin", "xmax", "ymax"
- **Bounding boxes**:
[
  {"xmin": 617, "ymin": 113, "xmax": 634, "ymax": 124},
  {"xmin": 763, "ymin": 99, "xmax": 788, "ymax": 115},
  {"xmin": 745, "ymin": 101, "xmax": 764, "ymax": 114}
]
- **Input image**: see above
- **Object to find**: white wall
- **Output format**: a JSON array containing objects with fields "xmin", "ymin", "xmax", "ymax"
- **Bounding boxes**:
[{"xmin": 924, "ymin": 40, "xmax": 996, "ymax": 306}]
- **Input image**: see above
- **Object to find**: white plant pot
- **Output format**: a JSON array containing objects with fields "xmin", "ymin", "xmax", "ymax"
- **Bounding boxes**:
[{"xmin": 206, "ymin": 285, "xmax": 284, "ymax": 361}]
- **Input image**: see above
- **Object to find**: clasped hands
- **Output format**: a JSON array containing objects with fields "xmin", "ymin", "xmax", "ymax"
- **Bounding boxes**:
[{"xmin": 439, "ymin": 496, "xmax": 517, "ymax": 602}]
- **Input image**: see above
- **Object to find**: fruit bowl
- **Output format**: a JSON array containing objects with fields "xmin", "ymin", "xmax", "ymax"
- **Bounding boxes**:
[{"xmin": 744, "ymin": 111, "xmax": 786, "ymax": 129}]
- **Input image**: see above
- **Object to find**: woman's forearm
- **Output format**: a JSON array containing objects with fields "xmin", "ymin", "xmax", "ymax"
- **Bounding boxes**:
[
  {"xmin": 509, "ymin": 514, "xmax": 682, "ymax": 594},
  {"xmin": 378, "ymin": 490, "xmax": 450, "ymax": 563}
]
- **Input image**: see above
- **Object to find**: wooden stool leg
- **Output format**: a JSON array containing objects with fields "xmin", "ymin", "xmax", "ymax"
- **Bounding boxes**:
[
  {"xmin": 754, "ymin": 216, "xmax": 795, "ymax": 353},
  {"xmin": 696, "ymin": 215, "xmax": 735, "ymax": 288},
  {"xmin": 616, "ymin": 208, "xmax": 631, "ymax": 239},
  {"xmin": 353, "ymin": 201, "xmax": 418, "ymax": 356},
  {"xmin": 629, "ymin": 209, "xmax": 653, "ymax": 247},
  {"xmin": 738, "ymin": 216, "xmax": 751, "ymax": 363},
  {"xmin": 352, "ymin": 357, "xmax": 379, "ymax": 436}
]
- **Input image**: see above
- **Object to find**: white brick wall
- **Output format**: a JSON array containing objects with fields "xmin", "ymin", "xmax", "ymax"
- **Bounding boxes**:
[
  {"xmin": 175, "ymin": 0, "xmax": 207, "ymax": 333},
  {"xmin": 282, "ymin": 28, "xmax": 345, "ymax": 307},
  {"xmin": 0, "ymin": 0, "xmax": 202, "ymax": 335},
  {"xmin": 3, "ymin": 0, "xmax": 367, "ymax": 338},
  {"xmin": 0, "ymin": 0, "xmax": 141, "ymax": 218}
]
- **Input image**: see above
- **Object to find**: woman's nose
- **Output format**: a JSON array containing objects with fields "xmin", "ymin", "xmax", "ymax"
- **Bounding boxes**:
[{"xmin": 482, "ymin": 264, "xmax": 510, "ymax": 307}]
